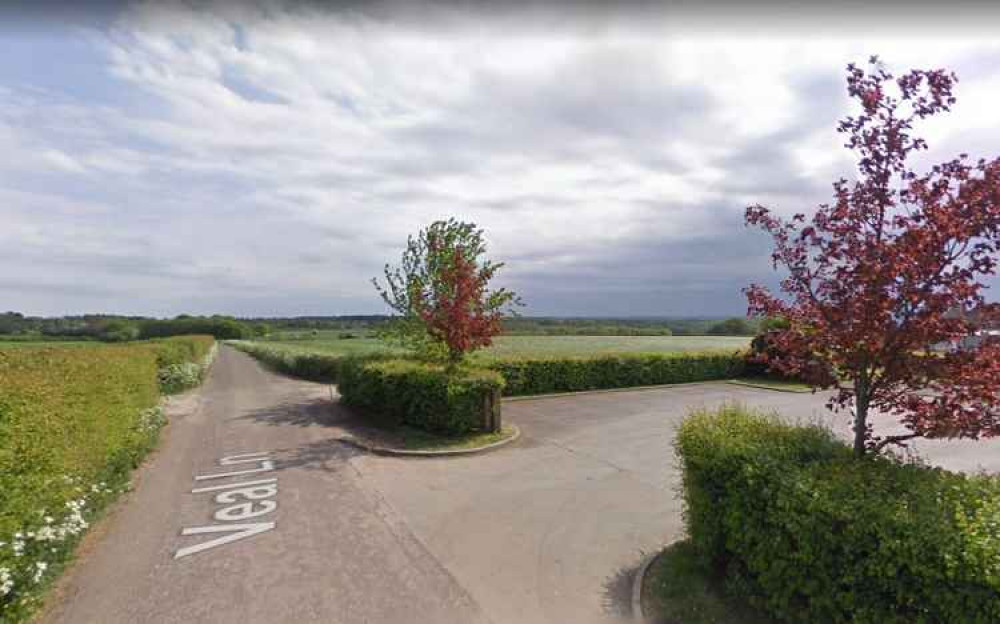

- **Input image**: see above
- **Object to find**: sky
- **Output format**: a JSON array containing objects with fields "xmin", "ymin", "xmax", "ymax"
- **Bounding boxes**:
[{"xmin": 2, "ymin": 0, "xmax": 1000, "ymax": 318}]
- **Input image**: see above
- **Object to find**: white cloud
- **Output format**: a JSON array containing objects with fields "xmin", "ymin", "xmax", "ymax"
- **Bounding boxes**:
[{"xmin": 2, "ymin": 2, "xmax": 1000, "ymax": 315}]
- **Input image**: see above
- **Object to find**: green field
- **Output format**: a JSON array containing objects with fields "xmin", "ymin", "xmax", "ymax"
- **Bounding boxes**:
[
  {"xmin": 0, "ymin": 340, "xmax": 95, "ymax": 348},
  {"xmin": 254, "ymin": 334, "xmax": 750, "ymax": 362}
]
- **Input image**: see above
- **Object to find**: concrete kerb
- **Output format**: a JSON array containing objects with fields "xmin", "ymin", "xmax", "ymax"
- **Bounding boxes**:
[
  {"xmin": 724, "ymin": 379, "xmax": 812, "ymax": 394},
  {"xmin": 501, "ymin": 380, "xmax": 737, "ymax": 403},
  {"xmin": 336, "ymin": 424, "xmax": 521, "ymax": 458},
  {"xmin": 631, "ymin": 542, "xmax": 676, "ymax": 623}
]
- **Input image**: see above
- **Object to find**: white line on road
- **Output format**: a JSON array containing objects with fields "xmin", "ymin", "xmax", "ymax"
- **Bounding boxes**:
[{"xmin": 175, "ymin": 452, "xmax": 280, "ymax": 559}]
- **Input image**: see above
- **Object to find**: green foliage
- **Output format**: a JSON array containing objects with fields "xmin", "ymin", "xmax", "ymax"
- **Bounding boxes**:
[
  {"xmin": 0, "ymin": 346, "xmax": 160, "ymax": 619},
  {"xmin": 707, "ymin": 318, "xmax": 755, "ymax": 336},
  {"xmin": 97, "ymin": 320, "xmax": 140, "ymax": 343},
  {"xmin": 139, "ymin": 317, "xmax": 251, "ymax": 340},
  {"xmin": 372, "ymin": 317, "xmax": 449, "ymax": 362},
  {"xmin": 229, "ymin": 341, "xmax": 384, "ymax": 382},
  {"xmin": 338, "ymin": 359, "xmax": 505, "ymax": 435},
  {"xmin": 675, "ymin": 405, "xmax": 1000, "ymax": 624},
  {"xmin": 0, "ymin": 337, "xmax": 214, "ymax": 619},
  {"xmin": 758, "ymin": 316, "xmax": 790, "ymax": 332},
  {"xmin": 372, "ymin": 218, "xmax": 521, "ymax": 363},
  {"xmin": 234, "ymin": 341, "xmax": 745, "ymax": 396},
  {"xmin": 675, "ymin": 406, "xmax": 846, "ymax": 566},
  {"xmin": 500, "ymin": 317, "xmax": 676, "ymax": 336},
  {"xmin": 253, "ymin": 335, "xmax": 750, "ymax": 362},
  {"xmin": 146, "ymin": 336, "xmax": 216, "ymax": 394},
  {"xmin": 643, "ymin": 540, "xmax": 777, "ymax": 624},
  {"xmin": 494, "ymin": 351, "xmax": 745, "ymax": 396}
]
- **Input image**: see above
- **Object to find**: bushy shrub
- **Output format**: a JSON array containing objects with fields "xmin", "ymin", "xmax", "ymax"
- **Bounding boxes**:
[
  {"xmin": 146, "ymin": 336, "xmax": 216, "ymax": 394},
  {"xmin": 675, "ymin": 406, "xmax": 846, "ymax": 567},
  {"xmin": 675, "ymin": 405, "xmax": 1000, "ymax": 624},
  {"xmin": 157, "ymin": 362, "xmax": 203, "ymax": 394},
  {"xmin": 495, "ymin": 351, "xmax": 745, "ymax": 396},
  {"xmin": 338, "ymin": 359, "xmax": 505, "ymax": 435},
  {"xmin": 0, "ymin": 345, "xmax": 161, "ymax": 619}
]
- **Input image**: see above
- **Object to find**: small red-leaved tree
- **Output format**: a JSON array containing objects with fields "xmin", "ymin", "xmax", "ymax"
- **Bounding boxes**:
[
  {"xmin": 374, "ymin": 219, "xmax": 520, "ymax": 366},
  {"xmin": 746, "ymin": 56, "xmax": 1000, "ymax": 457}
]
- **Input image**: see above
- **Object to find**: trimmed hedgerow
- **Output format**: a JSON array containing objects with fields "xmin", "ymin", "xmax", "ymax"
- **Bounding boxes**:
[
  {"xmin": 227, "ymin": 341, "xmax": 366, "ymax": 382},
  {"xmin": 0, "ymin": 336, "xmax": 215, "ymax": 621},
  {"xmin": 232, "ymin": 342, "xmax": 745, "ymax": 396},
  {"xmin": 494, "ymin": 351, "xmax": 745, "ymax": 396},
  {"xmin": 675, "ymin": 405, "xmax": 1000, "ymax": 624},
  {"xmin": 338, "ymin": 359, "xmax": 505, "ymax": 435},
  {"xmin": 0, "ymin": 346, "xmax": 158, "ymax": 619}
]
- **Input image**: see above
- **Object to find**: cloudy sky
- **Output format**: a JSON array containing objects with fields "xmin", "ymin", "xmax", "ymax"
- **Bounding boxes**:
[{"xmin": 2, "ymin": 1, "xmax": 1000, "ymax": 318}]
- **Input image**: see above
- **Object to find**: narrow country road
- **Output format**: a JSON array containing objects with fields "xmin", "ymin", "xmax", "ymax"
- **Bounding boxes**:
[{"xmin": 41, "ymin": 346, "xmax": 489, "ymax": 624}]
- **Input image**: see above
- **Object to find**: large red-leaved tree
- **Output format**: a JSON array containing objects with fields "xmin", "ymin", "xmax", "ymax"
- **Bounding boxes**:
[{"xmin": 746, "ymin": 56, "xmax": 1000, "ymax": 457}]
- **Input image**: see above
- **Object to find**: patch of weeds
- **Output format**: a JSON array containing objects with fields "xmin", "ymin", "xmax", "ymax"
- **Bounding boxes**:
[{"xmin": 641, "ymin": 540, "xmax": 776, "ymax": 624}]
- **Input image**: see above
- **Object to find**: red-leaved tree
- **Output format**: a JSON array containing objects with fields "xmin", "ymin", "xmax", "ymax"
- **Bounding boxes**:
[
  {"xmin": 374, "ymin": 219, "xmax": 520, "ymax": 366},
  {"xmin": 746, "ymin": 56, "xmax": 1000, "ymax": 457},
  {"xmin": 414, "ymin": 247, "xmax": 507, "ymax": 364}
]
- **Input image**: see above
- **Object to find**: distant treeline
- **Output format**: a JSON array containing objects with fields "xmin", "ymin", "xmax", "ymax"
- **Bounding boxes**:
[
  {"xmin": 0, "ymin": 312, "xmax": 264, "ymax": 342},
  {"xmin": 1, "ymin": 312, "xmax": 759, "ymax": 341},
  {"xmin": 238, "ymin": 315, "xmax": 758, "ymax": 336},
  {"xmin": 499, "ymin": 317, "xmax": 758, "ymax": 336}
]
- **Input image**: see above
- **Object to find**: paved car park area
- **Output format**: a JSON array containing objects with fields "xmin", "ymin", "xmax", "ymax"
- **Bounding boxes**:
[{"xmin": 353, "ymin": 382, "xmax": 1000, "ymax": 624}]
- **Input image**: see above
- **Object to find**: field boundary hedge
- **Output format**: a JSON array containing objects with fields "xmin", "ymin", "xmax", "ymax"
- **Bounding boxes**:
[
  {"xmin": 230, "ymin": 341, "xmax": 746, "ymax": 396},
  {"xmin": 338, "ymin": 359, "xmax": 504, "ymax": 435},
  {"xmin": 675, "ymin": 405, "xmax": 1000, "ymax": 624},
  {"xmin": 492, "ymin": 352, "xmax": 744, "ymax": 396},
  {"xmin": 0, "ymin": 336, "xmax": 215, "ymax": 621}
]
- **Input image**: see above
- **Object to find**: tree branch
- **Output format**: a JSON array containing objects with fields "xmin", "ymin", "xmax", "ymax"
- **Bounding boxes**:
[{"xmin": 873, "ymin": 432, "xmax": 922, "ymax": 452}]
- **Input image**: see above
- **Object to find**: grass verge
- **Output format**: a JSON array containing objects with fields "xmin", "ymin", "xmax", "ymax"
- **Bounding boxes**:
[
  {"xmin": 396, "ymin": 424, "xmax": 517, "ymax": 451},
  {"xmin": 641, "ymin": 540, "xmax": 776, "ymax": 624}
]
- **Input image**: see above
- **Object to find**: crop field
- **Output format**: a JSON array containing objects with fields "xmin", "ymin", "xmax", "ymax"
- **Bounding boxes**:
[
  {"xmin": 0, "ymin": 340, "xmax": 95, "ymax": 348},
  {"xmin": 255, "ymin": 334, "xmax": 751, "ymax": 362}
]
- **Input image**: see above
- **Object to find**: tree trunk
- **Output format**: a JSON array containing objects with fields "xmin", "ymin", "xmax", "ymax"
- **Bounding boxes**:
[{"xmin": 853, "ymin": 382, "xmax": 869, "ymax": 458}]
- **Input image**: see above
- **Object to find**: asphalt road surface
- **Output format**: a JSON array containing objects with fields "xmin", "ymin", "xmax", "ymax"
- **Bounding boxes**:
[
  {"xmin": 42, "ymin": 346, "xmax": 1000, "ymax": 624},
  {"xmin": 41, "ymin": 346, "xmax": 489, "ymax": 624}
]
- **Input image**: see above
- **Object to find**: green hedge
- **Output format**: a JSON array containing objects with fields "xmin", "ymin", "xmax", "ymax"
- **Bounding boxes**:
[
  {"xmin": 338, "ymin": 359, "xmax": 504, "ymax": 435},
  {"xmin": 675, "ymin": 405, "xmax": 1000, "ymax": 624},
  {"xmin": 494, "ymin": 351, "xmax": 745, "ymax": 396},
  {"xmin": 228, "ymin": 342, "xmax": 351, "ymax": 382},
  {"xmin": 0, "ymin": 336, "xmax": 215, "ymax": 620},
  {"xmin": 232, "ymin": 342, "xmax": 745, "ymax": 396}
]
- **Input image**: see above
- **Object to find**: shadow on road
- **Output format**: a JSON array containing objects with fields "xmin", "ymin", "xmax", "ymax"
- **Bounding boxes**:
[
  {"xmin": 602, "ymin": 555, "xmax": 643, "ymax": 621},
  {"xmin": 269, "ymin": 438, "xmax": 363, "ymax": 473},
  {"xmin": 236, "ymin": 394, "xmax": 347, "ymax": 428}
]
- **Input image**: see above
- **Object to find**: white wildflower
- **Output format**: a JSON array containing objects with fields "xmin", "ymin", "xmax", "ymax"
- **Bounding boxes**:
[
  {"xmin": 0, "ymin": 567, "xmax": 13, "ymax": 596},
  {"xmin": 31, "ymin": 561, "xmax": 48, "ymax": 583}
]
